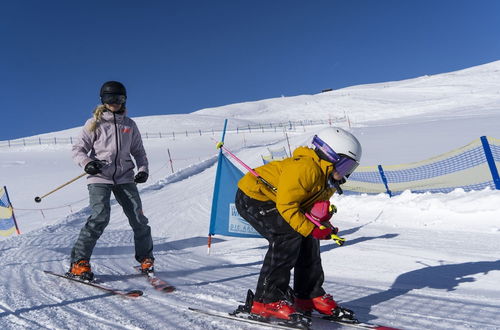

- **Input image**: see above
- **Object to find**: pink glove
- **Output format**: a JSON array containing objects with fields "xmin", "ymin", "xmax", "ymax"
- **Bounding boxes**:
[
  {"xmin": 311, "ymin": 226, "xmax": 333, "ymax": 240},
  {"xmin": 309, "ymin": 200, "xmax": 336, "ymax": 222}
]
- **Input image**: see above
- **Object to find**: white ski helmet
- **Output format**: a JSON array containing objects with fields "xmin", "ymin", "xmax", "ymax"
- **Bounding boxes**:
[{"xmin": 312, "ymin": 127, "xmax": 362, "ymax": 178}]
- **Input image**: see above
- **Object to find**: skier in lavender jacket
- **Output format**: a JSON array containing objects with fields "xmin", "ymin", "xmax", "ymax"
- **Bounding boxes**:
[{"xmin": 68, "ymin": 81, "xmax": 154, "ymax": 281}]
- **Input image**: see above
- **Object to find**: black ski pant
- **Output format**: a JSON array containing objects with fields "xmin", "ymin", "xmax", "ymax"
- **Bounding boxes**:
[{"xmin": 235, "ymin": 189, "xmax": 326, "ymax": 303}]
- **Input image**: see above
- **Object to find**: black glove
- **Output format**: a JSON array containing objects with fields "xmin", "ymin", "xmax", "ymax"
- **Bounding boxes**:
[
  {"xmin": 134, "ymin": 171, "xmax": 148, "ymax": 183},
  {"xmin": 84, "ymin": 160, "xmax": 104, "ymax": 175}
]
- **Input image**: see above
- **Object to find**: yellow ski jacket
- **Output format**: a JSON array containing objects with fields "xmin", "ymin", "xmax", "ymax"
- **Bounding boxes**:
[{"xmin": 237, "ymin": 146, "xmax": 336, "ymax": 237}]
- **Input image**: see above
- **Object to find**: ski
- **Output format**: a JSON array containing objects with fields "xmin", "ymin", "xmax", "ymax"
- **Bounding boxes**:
[
  {"xmin": 43, "ymin": 270, "xmax": 143, "ymax": 298},
  {"xmin": 233, "ymin": 289, "xmax": 399, "ymax": 330},
  {"xmin": 188, "ymin": 307, "xmax": 310, "ymax": 329},
  {"xmin": 133, "ymin": 266, "xmax": 176, "ymax": 293},
  {"xmin": 313, "ymin": 314, "xmax": 399, "ymax": 330}
]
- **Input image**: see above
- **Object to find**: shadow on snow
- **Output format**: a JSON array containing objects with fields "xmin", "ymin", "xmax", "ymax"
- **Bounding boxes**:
[{"xmin": 343, "ymin": 259, "xmax": 500, "ymax": 322}]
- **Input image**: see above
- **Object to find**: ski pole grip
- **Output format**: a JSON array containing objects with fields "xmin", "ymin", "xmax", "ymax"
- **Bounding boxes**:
[{"xmin": 331, "ymin": 233, "xmax": 346, "ymax": 246}]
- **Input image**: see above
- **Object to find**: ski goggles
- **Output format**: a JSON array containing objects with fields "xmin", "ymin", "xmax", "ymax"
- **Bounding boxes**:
[
  {"xmin": 312, "ymin": 135, "xmax": 359, "ymax": 178},
  {"xmin": 101, "ymin": 94, "xmax": 126, "ymax": 105}
]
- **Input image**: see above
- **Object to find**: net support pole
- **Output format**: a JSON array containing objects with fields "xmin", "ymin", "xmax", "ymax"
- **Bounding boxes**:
[
  {"xmin": 378, "ymin": 165, "xmax": 393, "ymax": 197},
  {"xmin": 481, "ymin": 136, "xmax": 500, "ymax": 190}
]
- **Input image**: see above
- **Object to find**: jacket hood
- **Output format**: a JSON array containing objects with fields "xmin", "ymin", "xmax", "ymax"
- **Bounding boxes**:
[{"xmin": 292, "ymin": 146, "xmax": 333, "ymax": 175}]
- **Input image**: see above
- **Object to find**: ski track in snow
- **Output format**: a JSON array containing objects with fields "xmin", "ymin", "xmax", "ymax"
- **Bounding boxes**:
[
  {"xmin": 1, "ymin": 157, "xmax": 499, "ymax": 330},
  {"xmin": 2, "ymin": 62, "xmax": 500, "ymax": 329},
  {"xmin": 1, "ymin": 157, "xmax": 499, "ymax": 329},
  {"xmin": 1, "ymin": 155, "xmax": 499, "ymax": 329}
]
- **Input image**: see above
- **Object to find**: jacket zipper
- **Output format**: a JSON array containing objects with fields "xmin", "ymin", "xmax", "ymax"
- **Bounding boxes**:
[{"xmin": 112, "ymin": 112, "xmax": 120, "ymax": 184}]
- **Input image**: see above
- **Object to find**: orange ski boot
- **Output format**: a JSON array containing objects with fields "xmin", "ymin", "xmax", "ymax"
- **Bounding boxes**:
[
  {"xmin": 67, "ymin": 260, "xmax": 94, "ymax": 282},
  {"xmin": 140, "ymin": 257, "xmax": 154, "ymax": 274}
]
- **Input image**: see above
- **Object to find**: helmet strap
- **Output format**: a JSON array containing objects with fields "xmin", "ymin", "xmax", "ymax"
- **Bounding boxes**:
[{"xmin": 328, "ymin": 174, "xmax": 346, "ymax": 195}]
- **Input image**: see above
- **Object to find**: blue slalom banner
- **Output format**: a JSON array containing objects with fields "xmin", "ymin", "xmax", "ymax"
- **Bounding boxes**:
[{"xmin": 208, "ymin": 153, "xmax": 260, "ymax": 238}]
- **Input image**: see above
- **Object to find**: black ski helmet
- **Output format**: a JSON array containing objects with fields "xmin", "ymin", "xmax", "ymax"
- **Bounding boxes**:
[{"xmin": 100, "ymin": 81, "xmax": 127, "ymax": 97}]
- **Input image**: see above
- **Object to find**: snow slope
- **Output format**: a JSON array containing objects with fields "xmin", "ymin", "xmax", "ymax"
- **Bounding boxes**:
[{"xmin": 0, "ymin": 61, "xmax": 499, "ymax": 330}]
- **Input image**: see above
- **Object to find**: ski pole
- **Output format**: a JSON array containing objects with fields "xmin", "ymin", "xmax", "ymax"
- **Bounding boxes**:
[
  {"xmin": 34, "ymin": 172, "xmax": 86, "ymax": 203},
  {"xmin": 304, "ymin": 213, "xmax": 345, "ymax": 246},
  {"xmin": 216, "ymin": 141, "xmax": 345, "ymax": 245},
  {"xmin": 216, "ymin": 141, "xmax": 276, "ymax": 193}
]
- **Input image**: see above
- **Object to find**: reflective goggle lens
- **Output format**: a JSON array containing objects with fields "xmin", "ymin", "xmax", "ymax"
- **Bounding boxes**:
[
  {"xmin": 101, "ymin": 94, "xmax": 126, "ymax": 104},
  {"xmin": 334, "ymin": 156, "xmax": 359, "ymax": 178}
]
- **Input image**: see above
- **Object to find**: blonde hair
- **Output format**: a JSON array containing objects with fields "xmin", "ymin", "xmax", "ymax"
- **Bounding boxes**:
[
  {"xmin": 86, "ymin": 104, "xmax": 126, "ymax": 132},
  {"xmin": 87, "ymin": 105, "xmax": 106, "ymax": 132}
]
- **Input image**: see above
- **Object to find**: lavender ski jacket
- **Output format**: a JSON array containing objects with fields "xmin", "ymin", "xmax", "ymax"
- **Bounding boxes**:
[{"xmin": 72, "ymin": 109, "xmax": 149, "ymax": 185}]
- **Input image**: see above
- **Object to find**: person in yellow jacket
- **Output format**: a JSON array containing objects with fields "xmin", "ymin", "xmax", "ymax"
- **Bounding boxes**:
[{"xmin": 235, "ymin": 127, "xmax": 362, "ymax": 322}]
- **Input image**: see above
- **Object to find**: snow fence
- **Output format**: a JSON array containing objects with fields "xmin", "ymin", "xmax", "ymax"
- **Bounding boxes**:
[
  {"xmin": 344, "ymin": 136, "xmax": 500, "ymax": 196},
  {"xmin": 262, "ymin": 146, "xmax": 289, "ymax": 164}
]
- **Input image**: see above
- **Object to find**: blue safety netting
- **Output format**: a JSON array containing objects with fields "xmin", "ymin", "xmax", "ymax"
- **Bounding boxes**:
[{"xmin": 343, "ymin": 136, "xmax": 500, "ymax": 196}]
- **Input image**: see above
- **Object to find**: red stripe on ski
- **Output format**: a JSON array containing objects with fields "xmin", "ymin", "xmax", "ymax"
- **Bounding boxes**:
[
  {"xmin": 188, "ymin": 307, "xmax": 308, "ymax": 329},
  {"xmin": 133, "ymin": 266, "xmax": 176, "ymax": 292}
]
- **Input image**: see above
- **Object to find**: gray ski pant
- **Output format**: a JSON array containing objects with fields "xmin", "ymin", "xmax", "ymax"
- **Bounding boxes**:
[{"xmin": 70, "ymin": 183, "xmax": 154, "ymax": 264}]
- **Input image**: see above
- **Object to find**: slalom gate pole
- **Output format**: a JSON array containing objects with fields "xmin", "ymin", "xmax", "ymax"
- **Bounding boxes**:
[
  {"xmin": 216, "ymin": 141, "xmax": 345, "ymax": 245},
  {"xmin": 34, "ymin": 172, "xmax": 86, "ymax": 203},
  {"xmin": 207, "ymin": 119, "xmax": 229, "ymax": 255}
]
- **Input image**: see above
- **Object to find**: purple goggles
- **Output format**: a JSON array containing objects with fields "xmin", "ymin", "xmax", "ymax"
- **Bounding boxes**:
[{"xmin": 312, "ymin": 135, "xmax": 359, "ymax": 178}]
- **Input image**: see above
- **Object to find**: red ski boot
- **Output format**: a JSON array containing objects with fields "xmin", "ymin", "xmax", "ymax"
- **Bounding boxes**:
[
  {"xmin": 295, "ymin": 294, "xmax": 357, "ymax": 321},
  {"xmin": 232, "ymin": 290, "xmax": 312, "ymax": 328},
  {"xmin": 295, "ymin": 294, "xmax": 338, "ymax": 315},
  {"xmin": 251, "ymin": 300, "xmax": 298, "ymax": 320}
]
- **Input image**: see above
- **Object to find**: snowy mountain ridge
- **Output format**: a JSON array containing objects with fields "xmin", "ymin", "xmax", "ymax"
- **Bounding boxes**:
[{"xmin": 11, "ymin": 59, "xmax": 500, "ymax": 141}]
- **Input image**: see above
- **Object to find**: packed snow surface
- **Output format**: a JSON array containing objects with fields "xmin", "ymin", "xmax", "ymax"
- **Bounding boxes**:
[{"xmin": 0, "ymin": 60, "xmax": 499, "ymax": 329}]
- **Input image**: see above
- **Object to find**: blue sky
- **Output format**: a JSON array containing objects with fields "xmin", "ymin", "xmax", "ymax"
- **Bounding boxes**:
[{"xmin": 1, "ymin": 0, "xmax": 499, "ymax": 140}]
